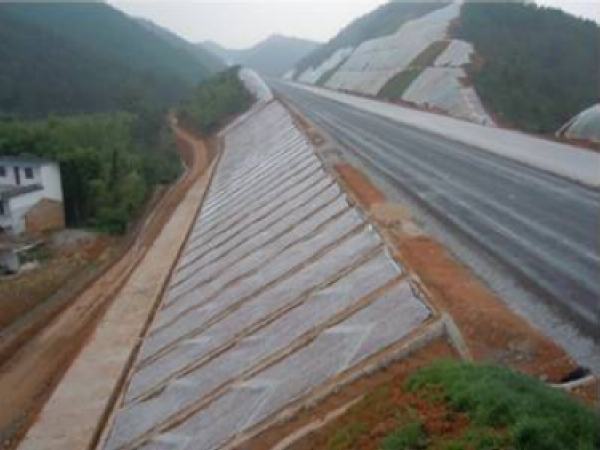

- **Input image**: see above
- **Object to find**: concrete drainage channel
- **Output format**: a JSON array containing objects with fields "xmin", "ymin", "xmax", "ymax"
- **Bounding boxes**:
[{"xmin": 89, "ymin": 98, "xmax": 452, "ymax": 450}]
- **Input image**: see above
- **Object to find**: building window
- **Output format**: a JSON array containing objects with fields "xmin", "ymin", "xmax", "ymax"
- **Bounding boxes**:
[
  {"xmin": 24, "ymin": 167, "xmax": 34, "ymax": 179},
  {"xmin": 0, "ymin": 201, "xmax": 4, "ymax": 216},
  {"xmin": 0, "ymin": 166, "xmax": 5, "ymax": 177}
]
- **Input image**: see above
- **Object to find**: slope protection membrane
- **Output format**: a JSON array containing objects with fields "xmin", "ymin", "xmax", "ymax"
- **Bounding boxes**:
[{"xmin": 101, "ymin": 102, "xmax": 432, "ymax": 450}]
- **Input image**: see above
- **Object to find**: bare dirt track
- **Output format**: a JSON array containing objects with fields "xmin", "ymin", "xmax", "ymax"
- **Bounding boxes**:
[{"xmin": 0, "ymin": 120, "xmax": 212, "ymax": 450}]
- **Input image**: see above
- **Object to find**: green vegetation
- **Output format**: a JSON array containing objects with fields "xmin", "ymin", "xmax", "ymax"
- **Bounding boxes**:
[
  {"xmin": 136, "ymin": 18, "xmax": 225, "ymax": 75},
  {"xmin": 328, "ymin": 422, "xmax": 370, "ymax": 450},
  {"xmin": 323, "ymin": 385, "xmax": 392, "ymax": 450},
  {"xmin": 378, "ymin": 41, "xmax": 450, "ymax": 100},
  {"xmin": 0, "ymin": 111, "xmax": 180, "ymax": 233},
  {"xmin": 382, "ymin": 421, "xmax": 427, "ymax": 450},
  {"xmin": 293, "ymin": 2, "xmax": 448, "ymax": 79},
  {"xmin": 0, "ymin": 3, "xmax": 223, "ymax": 118},
  {"xmin": 0, "ymin": 3, "xmax": 247, "ymax": 234},
  {"xmin": 455, "ymin": 2, "xmax": 599, "ymax": 133},
  {"xmin": 320, "ymin": 362, "xmax": 597, "ymax": 450},
  {"xmin": 179, "ymin": 67, "xmax": 254, "ymax": 135},
  {"xmin": 406, "ymin": 361, "xmax": 598, "ymax": 450}
]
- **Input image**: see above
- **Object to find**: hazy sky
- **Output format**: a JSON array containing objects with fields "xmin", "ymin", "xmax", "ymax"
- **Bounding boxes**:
[{"xmin": 109, "ymin": 1, "xmax": 600, "ymax": 49}]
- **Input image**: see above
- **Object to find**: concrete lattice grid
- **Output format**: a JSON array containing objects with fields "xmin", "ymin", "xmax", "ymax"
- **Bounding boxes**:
[{"xmin": 100, "ymin": 101, "xmax": 434, "ymax": 450}]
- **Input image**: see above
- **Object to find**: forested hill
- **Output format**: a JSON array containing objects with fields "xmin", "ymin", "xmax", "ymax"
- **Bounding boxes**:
[
  {"xmin": 456, "ymin": 2, "xmax": 599, "ymax": 133},
  {"xmin": 0, "ymin": 3, "xmax": 224, "ymax": 118},
  {"xmin": 136, "ymin": 18, "xmax": 225, "ymax": 75},
  {"xmin": 201, "ymin": 35, "xmax": 320, "ymax": 77}
]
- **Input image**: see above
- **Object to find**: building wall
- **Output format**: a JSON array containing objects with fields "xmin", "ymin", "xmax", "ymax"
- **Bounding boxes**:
[
  {"xmin": 0, "ymin": 160, "xmax": 64, "ymax": 234},
  {"xmin": 24, "ymin": 199, "xmax": 65, "ymax": 234},
  {"xmin": 7, "ymin": 190, "xmax": 46, "ymax": 234},
  {"xmin": 40, "ymin": 163, "xmax": 63, "ymax": 202},
  {"xmin": 0, "ymin": 161, "xmax": 42, "ymax": 187}
]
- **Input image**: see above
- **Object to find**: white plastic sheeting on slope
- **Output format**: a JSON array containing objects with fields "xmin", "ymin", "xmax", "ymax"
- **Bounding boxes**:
[
  {"xmin": 294, "ymin": 3, "xmax": 494, "ymax": 127},
  {"xmin": 558, "ymin": 104, "xmax": 600, "ymax": 143},
  {"xmin": 434, "ymin": 39, "xmax": 473, "ymax": 67},
  {"xmin": 402, "ymin": 39, "xmax": 494, "ymax": 125},
  {"xmin": 403, "ymin": 67, "xmax": 494, "ymax": 126},
  {"xmin": 101, "ymin": 101, "xmax": 432, "ymax": 450},
  {"xmin": 297, "ymin": 47, "xmax": 354, "ymax": 85},
  {"xmin": 325, "ymin": 2, "xmax": 461, "ymax": 95},
  {"xmin": 239, "ymin": 68, "xmax": 273, "ymax": 103}
]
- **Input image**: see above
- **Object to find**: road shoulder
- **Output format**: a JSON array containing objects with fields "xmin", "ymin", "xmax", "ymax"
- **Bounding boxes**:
[{"xmin": 283, "ymin": 81, "xmax": 600, "ymax": 187}]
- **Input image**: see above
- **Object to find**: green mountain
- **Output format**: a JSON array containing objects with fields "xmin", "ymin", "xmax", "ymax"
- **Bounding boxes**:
[
  {"xmin": 292, "ymin": 1, "xmax": 449, "ymax": 79},
  {"xmin": 136, "ymin": 18, "xmax": 225, "ymax": 75},
  {"xmin": 201, "ymin": 34, "xmax": 320, "ymax": 77},
  {"xmin": 456, "ymin": 2, "xmax": 600, "ymax": 133},
  {"xmin": 0, "ymin": 2, "xmax": 224, "ymax": 118}
]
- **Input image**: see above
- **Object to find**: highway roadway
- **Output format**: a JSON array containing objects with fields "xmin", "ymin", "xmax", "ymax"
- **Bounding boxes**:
[{"xmin": 271, "ymin": 80, "xmax": 600, "ymax": 350}]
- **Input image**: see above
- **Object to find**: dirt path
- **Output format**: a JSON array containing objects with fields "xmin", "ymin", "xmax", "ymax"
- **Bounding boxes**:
[{"xmin": 0, "ymin": 122, "xmax": 213, "ymax": 450}]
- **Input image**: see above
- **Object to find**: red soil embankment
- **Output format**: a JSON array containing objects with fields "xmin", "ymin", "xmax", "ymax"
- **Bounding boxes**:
[{"xmin": 333, "ymin": 162, "xmax": 577, "ymax": 383}]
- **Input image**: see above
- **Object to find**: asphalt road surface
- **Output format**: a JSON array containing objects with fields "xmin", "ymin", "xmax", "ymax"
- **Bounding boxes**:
[{"xmin": 271, "ymin": 80, "xmax": 599, "ymax": 344}]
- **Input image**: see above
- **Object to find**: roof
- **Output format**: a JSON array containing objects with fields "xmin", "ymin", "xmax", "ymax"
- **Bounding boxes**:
[
  {"xmin": 0, "ymin": 184, "xmax": 43, "ymax": 201},
  {"xmin": 0, "ymin": 155, "xmax": 55, "ymax": 166}
]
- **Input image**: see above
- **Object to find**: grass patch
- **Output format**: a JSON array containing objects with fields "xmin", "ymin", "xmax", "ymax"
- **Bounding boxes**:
[
  {"xmin": 327, "ymin": 422, "xmax": 370, "ymax": 450},
  {"xmin": 378, "ymin": 40, "xmax": 450, "ymax": 100},
  {"xmin": 407, "ymin": 361, "xmax": 598, "ymax": 450},
  {"xmin": 382, "ymin": 421, "xmax": 427, "ymax": 450},
  {"xmin": 410, "ymin": 41, "xmax": 450, "ymax": 68},
  {"xmin": 378, "ymin": 68, "xmax": 423, "ymax": 100},
  {"xmin": 440, "ymin": 427, "xmax": 510, "ymax": 450},
  {"xmin": 318, "ymin": 361, "xmax": 596, "ymax": 450},
  {"xmin": 324, "ymin": 385, "xmax": 394, "ymax": 450}
]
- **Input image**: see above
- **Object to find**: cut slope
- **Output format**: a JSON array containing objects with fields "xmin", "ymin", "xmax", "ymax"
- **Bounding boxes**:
[
  {"xmin": 100, "ymin": 101, "xmax": 433, "ymax": 450},
  {"xmin": 291, "ymin": 1, "xmax": 599, "ymax": 134},
  {"xmin": 307, "ymin": 2, "xmax": 493, "ymax": 125},
  {"xmin": 293, "ymin": 1, "xmax": 450, "ymax": 81},
  {"xmin": 0, "ymin": 3, "xmax": 219, "ymax": 117}
]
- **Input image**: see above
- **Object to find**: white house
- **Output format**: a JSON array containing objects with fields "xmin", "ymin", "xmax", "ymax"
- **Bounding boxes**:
[{"xmin": 0, "ymin": 156, "xmax": 65, "ymax": 235}]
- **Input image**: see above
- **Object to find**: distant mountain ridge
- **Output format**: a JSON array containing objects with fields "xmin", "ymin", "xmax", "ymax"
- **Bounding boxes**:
[
  {"xmin": 0, "ymin": 3, "xmax": 224, "ymax": 117},
  {"xmin": 200, "ymin": 34, "xmax": 320, "ymax": 77},
  {"xmin": 202, "ymin": 41, "xmax": 247, "ymax": 65}
]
